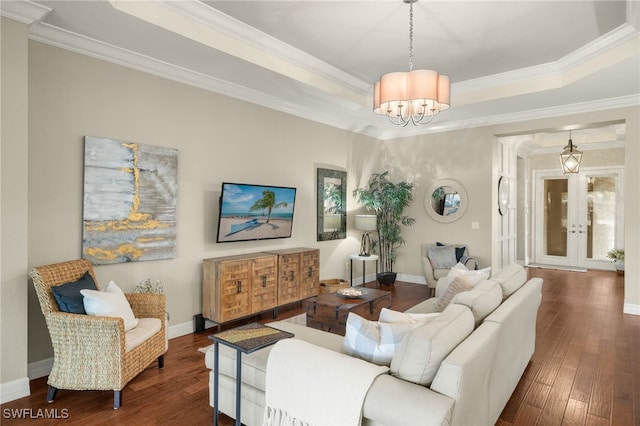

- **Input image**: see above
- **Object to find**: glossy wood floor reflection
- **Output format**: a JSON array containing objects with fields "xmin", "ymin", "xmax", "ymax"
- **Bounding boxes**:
[
  {"xmin": 2, "ymin": 270, "xmax": 638, "ymax": 425},
  {"xmin": 499, "ymin": 268, "xmax": 640, "ymax": 426}
]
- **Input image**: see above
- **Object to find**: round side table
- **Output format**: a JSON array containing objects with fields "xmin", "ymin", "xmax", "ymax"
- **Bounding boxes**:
[{"xmin": 349, "ymin": 254, "xmax": 379, "ymax": 287}]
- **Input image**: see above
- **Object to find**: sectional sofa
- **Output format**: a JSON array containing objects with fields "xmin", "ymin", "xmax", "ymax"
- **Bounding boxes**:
[{"xmin": 204, "ymin": 263, "xmax": 542, "ymax": 425}]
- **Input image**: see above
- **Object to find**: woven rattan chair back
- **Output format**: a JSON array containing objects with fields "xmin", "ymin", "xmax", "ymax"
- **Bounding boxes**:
[{"xmin": 29, "ymin": 259, "xmax": 98, "ymax": 317}]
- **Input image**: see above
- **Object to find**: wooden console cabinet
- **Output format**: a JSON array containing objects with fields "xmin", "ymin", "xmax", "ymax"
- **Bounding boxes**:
[
  {"xmin": 202, "ymin": 252, "xmax": 278, "ymax": 323},
  {"xmin": 202, "ymin": 247, "xmax": 319, "ymax": 324},
  {"xmin": 265, "ymin": 248, "xmax": 320, "ymax": 305}
]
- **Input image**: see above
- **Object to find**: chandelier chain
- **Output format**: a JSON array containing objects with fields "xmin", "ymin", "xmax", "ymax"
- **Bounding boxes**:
[{"xmin": 408, "ymin": 1, "xmax": 414, "ymax": 71}]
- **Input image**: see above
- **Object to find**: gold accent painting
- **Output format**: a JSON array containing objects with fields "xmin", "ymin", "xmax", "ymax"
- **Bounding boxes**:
[{"xmin": 83, "ymin": 136, "xmax": 178, "ymax": 264}]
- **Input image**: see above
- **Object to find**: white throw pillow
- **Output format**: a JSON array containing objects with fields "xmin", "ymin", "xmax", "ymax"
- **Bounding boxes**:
[
  {"xmin": 81, "ymin": 280, "xmax": 138, "ymax": 331},
  {"xmin": 445, "ymin": 265, "xmax": 491, "ymax": 287},
  {"xmin": 378, "ymin": 308, "xmax": 440, "ymax": 325},
  {"xmin": 342, "ymin": 313, "xmax": 419, "ymax": 366},
  {"xmin": 435, "ymin": 276, "xmax": 473, "ymax": 312}
]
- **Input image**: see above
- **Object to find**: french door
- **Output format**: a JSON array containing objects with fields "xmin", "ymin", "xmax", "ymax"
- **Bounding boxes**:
[{"xmin": 534, "ymin": 167, "xmax": 624, "ymax": 270}]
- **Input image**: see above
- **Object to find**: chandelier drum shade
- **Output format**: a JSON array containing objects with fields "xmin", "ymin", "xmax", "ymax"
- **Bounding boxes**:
[
  {"xmin": 373, "ymin": 0, "xmax": 450, "ymax": 126},
  {"xmin": 559, "ymin": 131, "xmax": 583, "ymax": 174}
]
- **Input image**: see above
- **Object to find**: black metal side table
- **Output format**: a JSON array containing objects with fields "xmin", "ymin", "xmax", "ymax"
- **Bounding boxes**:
[{"xmin": 209, "ymin": 323, "xmax": 294, "ymax": 426}]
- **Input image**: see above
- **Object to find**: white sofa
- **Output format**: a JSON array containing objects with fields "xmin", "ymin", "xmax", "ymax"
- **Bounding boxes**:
[{"xmin": 205, "ymin": 264, "xmax": 542, "ymax": 426}]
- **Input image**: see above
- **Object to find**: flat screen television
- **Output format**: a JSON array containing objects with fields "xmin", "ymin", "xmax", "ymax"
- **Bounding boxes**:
[{"xmin": 216, "ymin": 182, "xmax": 297, "ymax": 243}]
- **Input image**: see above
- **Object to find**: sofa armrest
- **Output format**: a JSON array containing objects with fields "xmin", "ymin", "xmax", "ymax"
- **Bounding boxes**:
[
  {"xmin": 430, "ymin": 321, "xmax": 500, "ymax": 426},
  {"xmin": 363, "ymin": 374, "xmax": 454, "ymax": 425}
]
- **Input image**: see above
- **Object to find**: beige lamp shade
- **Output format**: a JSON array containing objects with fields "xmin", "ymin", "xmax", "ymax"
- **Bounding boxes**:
[
  {"xmin": 374, "ymin": 70, "xmax": 450, "ymax": 119},
  {"xmin": 355, "ymin": 215, "xmax": 377, "ymax": 231}
]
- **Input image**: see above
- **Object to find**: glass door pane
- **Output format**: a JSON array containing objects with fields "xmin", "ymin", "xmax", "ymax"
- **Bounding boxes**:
[
  {"xmin": 585, "ymin": 175, "xmax": 616, "ymax": 260},
  {"xmin": 544, "ymin": 178, "xmax": 568, "ymax": 257}
]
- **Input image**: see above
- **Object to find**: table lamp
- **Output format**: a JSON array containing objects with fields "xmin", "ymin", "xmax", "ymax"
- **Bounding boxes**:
[{"xmin": 355, "ymin": 214, "xmax": 377, "ymax": 256}]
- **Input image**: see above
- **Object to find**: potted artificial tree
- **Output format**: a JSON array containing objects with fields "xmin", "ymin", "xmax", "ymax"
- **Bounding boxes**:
[
  {"xmin": 606, "ymin": 248, "xmax": 625, "ymax": 274},
  {"xmin": 353, "ymin": 171, "xmax": 415, "ymax": 285}
]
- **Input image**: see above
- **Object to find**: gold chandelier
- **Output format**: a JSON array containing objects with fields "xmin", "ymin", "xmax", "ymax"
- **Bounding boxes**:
[{"xmin": 373, "ymin": 0, "xmax": 450, "ymax": 126}]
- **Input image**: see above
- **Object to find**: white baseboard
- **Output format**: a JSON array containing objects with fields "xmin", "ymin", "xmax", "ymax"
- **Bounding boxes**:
[
  {"xmin": 0, "ymin": 377, "xmax": 30, "ymax": 404},
  {"xmin": 168, "ymin": 320, "xmax": 194, "ymax": 339},
  {"xmin": 27, "ymin": 358, "xmax": 54, "ymax": 380},
  {"xmin": 397, "ymin": 273, "xmax": 427, "ymax": 285},
  {"xmin": 623, "ymin": 303, "xmax": 640, "ymax": 315},
  {"xmin": 353, "ymin": 273, "xmax": 426, "ymax": 286}
]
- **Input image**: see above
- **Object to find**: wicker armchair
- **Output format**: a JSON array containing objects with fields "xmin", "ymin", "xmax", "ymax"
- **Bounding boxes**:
[{"xmin": 29, "ymin": 259, "xmax": 166, "ymax": 409}]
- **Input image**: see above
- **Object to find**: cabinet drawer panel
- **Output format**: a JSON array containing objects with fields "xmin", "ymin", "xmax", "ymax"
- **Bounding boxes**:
[
  {"xmin": 219, "ymin": 261, "xmax": 251, "ymax": 321},
  {"xmin": 300, "ymin": 251, "xmax": 320, "ymax": 298},
  {"xmin": 252, "ymin": 256, "xmax": 278, "ymax": 312},
  {"xmin": 220, "ymin": 292, "xmax": 251, "ymax": 322},
  {"xmin": 278, "ymin": 254, "xmax": 300, "ymax": 304}
]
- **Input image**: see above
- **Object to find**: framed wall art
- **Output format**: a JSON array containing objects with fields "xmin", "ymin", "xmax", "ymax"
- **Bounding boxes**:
[
  {"xmin": 82, "ymin": 136, "xmax": 178, "ymax": 264},
  {"xmin": 316, "ymin": 168, "xmax": 346, "ymax": 241}
]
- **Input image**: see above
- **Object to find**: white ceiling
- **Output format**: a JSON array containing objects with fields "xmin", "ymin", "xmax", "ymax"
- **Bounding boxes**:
[{"xmin": 3, "ymin": 0, "xmax": 639, "ymax": 144}]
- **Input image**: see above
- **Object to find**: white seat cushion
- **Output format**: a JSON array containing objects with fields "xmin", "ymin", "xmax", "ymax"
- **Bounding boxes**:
[
  {"xmin": 490, "ymin": 264, "xmax": 527, "ymax": 300},
  {"xmin": 205, "ymin": 321, "xmax": 344, "ymax": 392},
  {"xmin": 125, "ymin": 317, "xmax": 161, "ymax": 352},
  {"xmin": 452, "ymin": 280, "xmax": 503, "ymax": 326},
  {"xmin": 390, "ymin": 304, "xmax": 474, "ymax": 386}
]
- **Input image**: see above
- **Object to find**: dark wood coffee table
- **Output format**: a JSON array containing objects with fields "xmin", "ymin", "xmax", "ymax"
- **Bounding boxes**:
[{"xmin": 305, "ymin": 288, "xmax": 392, "ymax": 336}]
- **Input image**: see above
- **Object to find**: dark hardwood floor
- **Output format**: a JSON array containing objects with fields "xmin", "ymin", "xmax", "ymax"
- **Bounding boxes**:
[{"xmin": 2, "ymin": 269, "xmax": 638, "ymax": 425}]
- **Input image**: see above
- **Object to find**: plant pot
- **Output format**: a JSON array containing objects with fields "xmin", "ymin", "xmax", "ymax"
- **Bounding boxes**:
[
  {"xmin": 377, "ymin": 272, "xmax": 397, "ymax": 286},
  {"xmin": 615, "ymin": 260, "xmax": 625, "ymax": 274}
]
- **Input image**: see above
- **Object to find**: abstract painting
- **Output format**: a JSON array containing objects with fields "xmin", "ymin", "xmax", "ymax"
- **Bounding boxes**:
[{"xmin": 82, "ymin": 136, "xmax": 178, "ymax": 264}]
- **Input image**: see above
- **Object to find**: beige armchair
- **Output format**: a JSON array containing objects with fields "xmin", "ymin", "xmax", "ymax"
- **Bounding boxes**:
[
  {"xmin": 421, "ymin": 243, "xmax": 478, "ymax": 296},
  {"xmin": 29, "ymin": 259, "xmax": 166, "ymax": 409}
]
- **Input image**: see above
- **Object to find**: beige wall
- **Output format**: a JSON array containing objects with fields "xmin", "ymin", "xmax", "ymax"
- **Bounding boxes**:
[
  {"xmin": 1, "ymin": 17, "xmax": 30, "ymax": 402},
  {"xmin": 1, "ymin": 18, "xmax": 638, "ymax": 399},
  {"xmin": 364, "ymin": 129, "xmax": 496, "ymax": 272},
  {"xmin": 26, "ymin": 41, "xmax": 374, "ymax": 363}
]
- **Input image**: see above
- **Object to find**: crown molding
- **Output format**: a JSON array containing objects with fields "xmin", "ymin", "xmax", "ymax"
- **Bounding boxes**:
[
  {"xmin": 453, "ymin": 24, "xmax": 640, "ymax": 106},
  {"xmin": 0, "ymin": 0, "xmax": 50, "ymax": 25},
  {"xmin": 108, "ymin": 0, "xmax": 368, "ymax": 107},
  {"xmin": 25, "ymin": 10, "xmax": 640, "ymax": 141},
  {"xmin": 373, "ymin": 94, "xmax": 640, "ymax": 140},
  {"xmin": 159, "ymin": 1, "xmax": 370, "ymax": 95}
]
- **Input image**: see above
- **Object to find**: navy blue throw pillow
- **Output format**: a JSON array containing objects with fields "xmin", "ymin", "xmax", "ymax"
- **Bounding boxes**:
[
  {"xmin": 51, "ymin": 271, "xmax": 98, "ymax": 314},
  {"xmin": 436, "ymin": 242, "xmax": 466, "ymax": 263}
]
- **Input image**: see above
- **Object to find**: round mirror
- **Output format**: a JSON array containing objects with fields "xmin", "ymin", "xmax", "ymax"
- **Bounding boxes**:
[{"xmin": 424, "ymin": 179, "xmax": 468, "ymax": 223}]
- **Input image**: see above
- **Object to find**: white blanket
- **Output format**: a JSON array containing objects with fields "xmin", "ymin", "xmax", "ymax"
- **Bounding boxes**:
[{"xmin": 263, "ymin": 339, "xmax": 389, "ymax": 426}]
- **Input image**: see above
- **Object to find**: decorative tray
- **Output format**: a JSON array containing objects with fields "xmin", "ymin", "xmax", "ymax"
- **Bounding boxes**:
[{"xmin": 337, "ymin": 287, "xmax": 367, "ymax": 298}]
